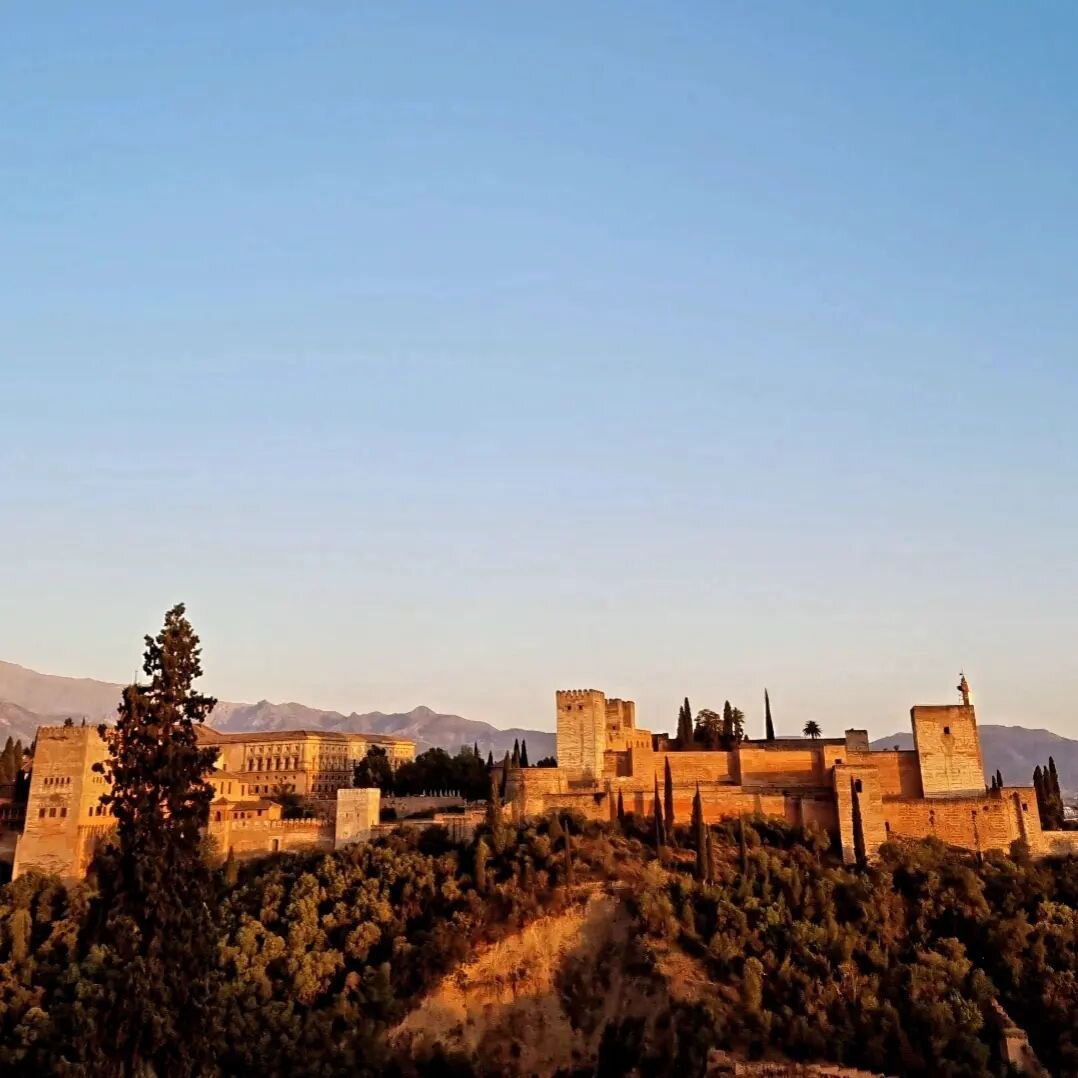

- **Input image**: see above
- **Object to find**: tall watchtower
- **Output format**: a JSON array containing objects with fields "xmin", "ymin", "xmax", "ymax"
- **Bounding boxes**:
[
  {"xmin": 556, "ymin": 689, "xmax": 607, "ymax": 777},
  {"xmin": 911, "ymin": 676, "xmax": 985, "ymax": 798}
]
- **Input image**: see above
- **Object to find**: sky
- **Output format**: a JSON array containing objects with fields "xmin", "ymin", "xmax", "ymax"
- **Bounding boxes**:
[{"xmin": 2, "ymin": 4, "xmax": 1077, "ymax": 739}]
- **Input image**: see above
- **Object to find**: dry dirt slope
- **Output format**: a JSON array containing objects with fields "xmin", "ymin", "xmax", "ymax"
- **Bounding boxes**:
[{"xmin": 390, "ymin": 889, "xmax": 706, "ymax": 1075}]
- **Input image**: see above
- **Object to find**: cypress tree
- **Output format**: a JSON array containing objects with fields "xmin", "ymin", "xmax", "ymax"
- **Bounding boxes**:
[
  {"xmin": 617, "ymin": 787, "xmax": 625, "ymax": 826},
  {"xmin": 87, "ymin": 603, "xmax": 222, "ymax": 1077},
  {"xmin": 520, "ymin": 739, "xmax": 529, "ymax": 768},
  {"xmin": 1033, "ymin": 766, "xmax": 1048, "ymax": 827},
  {"xmin": 995, "ymin": 768, "xmax": 1004, "ymax": 790},
  {"xmin": 511, "ymin": 739, "xmax": 520, "ymax": 768},
  {"xmin": 652, "ymin": 776, "xmax": 666, "ymax": 848},
  {"xmin": 486, "ymin": 770, "xmax": 502, "ymax": 831},
  {"xmin": 664, "ymin": 757, "xmax": 676, "ymax": 843},
  {"xmin": 486, "ymin": 749, "xmax": 494, "ymax": 769},
  {"xmin": 692, "ymin": 784, "xmax": 707, "ymax": 881},
  {"xmin": 1047, "ymin": 757, "xmax": 1064, "ymax": 827},
  {"xmin": 765, "ymin": 689, "xmax": 775, "ymax": 742},
  {"xmin": 473, "ymin": 740, "xmax": 479, "ymax": 759},
  {"xmin": 0, "ymin": 739, "xmax": 13, "ymax": 784},
  {"xmin": 721, "ymin": 701, "xmax": 734, "ymax": 748}
]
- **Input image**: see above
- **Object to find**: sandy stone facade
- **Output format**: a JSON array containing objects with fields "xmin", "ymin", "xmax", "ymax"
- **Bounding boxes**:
[
  {"xmin": 9, "ymin": 724, "xmax": 412, "ymax": 880},
  {"xmin": 508, "ymin": 686, "xmax": 1078, "ymax": 864}
]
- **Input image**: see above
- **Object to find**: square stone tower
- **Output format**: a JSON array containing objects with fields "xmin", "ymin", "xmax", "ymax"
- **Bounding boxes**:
[
  {"xmin": 556, "ymin": 689, "xmax": 607, "ymax": 777},
  {"xmin": 911, "ymin": 704, "xmax": 985, "ymax": 798}
]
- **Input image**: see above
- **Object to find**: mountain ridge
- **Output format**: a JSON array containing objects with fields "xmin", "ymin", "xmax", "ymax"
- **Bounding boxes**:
[{"xmin": 0, "ymin": 659, "xmax": 554, "ymax": 758}]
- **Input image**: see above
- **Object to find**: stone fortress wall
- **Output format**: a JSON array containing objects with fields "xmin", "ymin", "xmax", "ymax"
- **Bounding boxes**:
[{"xmin": 507, "ymin": 684, "xmax": 1078, "ymax": 864}]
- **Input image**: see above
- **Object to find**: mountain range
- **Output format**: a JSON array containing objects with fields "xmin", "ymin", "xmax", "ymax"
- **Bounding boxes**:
[
  {"xmin": 0, "ymin": 660, "xmax": 554, "ymax": 759},
  {"xmin": 0, "ymin": 659, "xmax": 1074, "ymax": 791}
]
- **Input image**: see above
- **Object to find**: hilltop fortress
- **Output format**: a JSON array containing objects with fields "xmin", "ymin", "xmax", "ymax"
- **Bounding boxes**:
[{"xmin": 506, "ymin": 680, "xmax": 1078, "ymax": 862}]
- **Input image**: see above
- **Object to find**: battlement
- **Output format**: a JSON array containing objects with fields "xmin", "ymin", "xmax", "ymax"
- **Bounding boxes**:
[{"xmin": 557, "ymin": 689, "xmax": 604, "ymax": 700}]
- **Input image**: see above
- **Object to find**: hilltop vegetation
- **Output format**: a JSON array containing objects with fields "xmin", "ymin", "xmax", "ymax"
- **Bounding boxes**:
[{"xmin": 0, "ymin": 815, "xmax": 1076, "ymax": 1076}]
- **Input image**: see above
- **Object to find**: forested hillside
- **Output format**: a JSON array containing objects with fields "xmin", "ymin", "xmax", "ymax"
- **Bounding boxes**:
[{"xmin": 1, "ymin": 816, "xmax": 1075, "ymax": 1076}]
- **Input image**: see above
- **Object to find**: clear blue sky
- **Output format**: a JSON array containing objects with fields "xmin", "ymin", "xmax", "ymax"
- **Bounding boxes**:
[{"xmin": 3, "ymin": 4, "xmax": 1077, "ymax": 739}]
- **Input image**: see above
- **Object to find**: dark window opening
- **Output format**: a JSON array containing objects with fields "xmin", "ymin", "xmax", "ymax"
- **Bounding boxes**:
[{"xmin": 943, "ymin": 726, "xmax": 950, "ymax": 735}]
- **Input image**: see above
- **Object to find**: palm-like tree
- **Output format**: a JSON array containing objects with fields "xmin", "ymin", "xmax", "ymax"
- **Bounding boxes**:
[{"xmin": 802, "ymin": 720, "xmax": 822, "ymax": 740}]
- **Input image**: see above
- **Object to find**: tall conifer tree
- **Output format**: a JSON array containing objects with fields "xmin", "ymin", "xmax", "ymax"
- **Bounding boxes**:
[
  {"xmin": 765, "ymin": 690, "xmax": 775, "ymax": 742},
  {"xmin": 692, "ymin": 784, "xmax": 707, "ymax": 881},
  {"xmin": 1033, "ymin": 765, "xmax": 1048, "ymax": 827},
  {"xmin": 87, "ymin": 603, "xmax": 221, "ymax": 1078},
  {"xmin": 652, "ymin": 776, "xmax": 666, "ymax": 847},
  {"xmin": 721, "ymin": 701, "xmax": 734, "ymax": 748},
  {"xmin": 664, "ymin": 757, "xmax": 676, "ymax": 843},
  {"xmin": 520, "ymin": 739, "xmax": 529, "ymax": 768}
]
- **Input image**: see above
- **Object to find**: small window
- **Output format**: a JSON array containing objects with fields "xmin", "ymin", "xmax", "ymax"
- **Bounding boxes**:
[
  {"xmin": 1022, "ymin": 802, "xmax": 1029, "ymax": 811},
  {"xmin": 39, "ymin": 808, "xmax": 46, "ymax": 818},
  {"xmin": 854, "ymin": 779, "xmax": 863, "ymax": 793},
  {"xmin": 60, "ymin": 807, "xmax": 67, "ymax": 818},
  {"xmin": 884, "ymin": 821, "xmax": 891, "ymax": 833},
  {"xmin": 943, "ymin": 726, "xmax": 950, "ymax": 735},
  {"xmin": 48, "ymin": 807, "xmax": 56, "ymax": 818}
]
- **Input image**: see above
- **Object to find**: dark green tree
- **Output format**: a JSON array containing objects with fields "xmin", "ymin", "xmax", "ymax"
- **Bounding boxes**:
[
  {"xmin": 995, "ymin": 768, "xmax": 1004, "ymax": 790},
  {"xmin": 511, "ymin": 738, "xmax": 520, "ymax": 768},
  {"xmin": 486, "ymin": 770, "xmax": 502, "ymax": 832},
  {"xmin": 520, "ymin": 739, "xmax": 529, "ymax": 768},
  {"xmin": 0, "ymin": 737, "xmax": 15, "ymax": 784},
  {"xmin": 765, "ymin": 689, "xmax": 775, "ymax": 741},
  {"xmin": 721, "ymin": 700, "xmax": 734, "ymax": 747},
  {"xmin": 664, "ymin": 757, "xmax": 675, "ymax": 842},
  {"xmin": 486, "ymin": 749, "xmax": 494, "ymax": 769},
  {"xmin": 730, "ymin": 705, "xmax": 745, "ymax": 743},
  {"xmin": 802, "ymin": 720, "xmax": 822, "ymax": 740},
  {"xmin": 695, "ymin": 709, "xmax": 722, "ymax": 749},
  {"xmin": 617, "ymin": 787, "xmax": 625, "ymax": 826},
  {"xmin": 652, "ymin": 776, "xmax": 666, "ymax": 848},
  {"xmin": 87, "ymin": 603, "xmax": 222, "ymax": 1078},
  {"xmin": 1033, "ymin": 765, "xmax": 1048, "ymax": 827},
  {"xmin": 692, "ymin": 784, "xmax": 707, "ymax": 882},
  {"xmin": 354, "ymin": 745, "xmax": 394, "ymax": 792},
  {"xmin": 676, "ymin": 699, "xmax": 693, "ymax": 749},
  {"xmin": 473, "ymin": 740, "xmax": 479, "ymax": 759}
]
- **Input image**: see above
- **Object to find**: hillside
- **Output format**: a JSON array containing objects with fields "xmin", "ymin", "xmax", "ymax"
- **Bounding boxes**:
[
  {"xmin": 4, "ymin": 814, "xmax": 1076, "ymax": 1075},
  {"xmin": 0, "ymin": 659, "xmax": 553, "ymax": 758},
  {"xmin": 872, "ymin": 725, "xmax": 1078, "ymax": 794}
]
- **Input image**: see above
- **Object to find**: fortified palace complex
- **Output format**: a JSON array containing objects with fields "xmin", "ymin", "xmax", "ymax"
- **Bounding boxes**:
[
  {"xmin": 3, "ymin": 676, "xmax": 1076, "ymax": 881},
  {"xmin": 507, "ymin": 677, "xmax": 1078, "ymax": 863},
  {"xmin": 7, "ymin": 726, "xmax": 415, "ymax": 880}
]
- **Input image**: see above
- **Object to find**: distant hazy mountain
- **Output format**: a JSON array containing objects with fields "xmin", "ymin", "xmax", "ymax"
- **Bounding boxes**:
[
  {"xmin": 872, "ymin": 725, "xmax": 1078, "ymax": 795},
  {"xmin": 0, "ymin": 660, "xmax": 553, "ymax": 759},
  {"xmin": 0, "ymin": 660, "xmax": 122, "ymax": 722},
  {"xmin": 212, "ymin": 700, "xmax": 553, "ymax": 759},
  {"xmin": 0, "ymin": 702, "xmax": 53, "ymax": 744}
]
